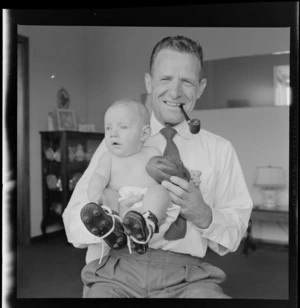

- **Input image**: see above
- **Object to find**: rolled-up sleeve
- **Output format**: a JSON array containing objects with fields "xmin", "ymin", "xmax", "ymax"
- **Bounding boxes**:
[
  {"xmin": 62, "ymin": 141, "xmax": 107, "ymax": 248},
  {"xmin": 198, "ymin": 141, "xmax": 253, "ymax": 255}
]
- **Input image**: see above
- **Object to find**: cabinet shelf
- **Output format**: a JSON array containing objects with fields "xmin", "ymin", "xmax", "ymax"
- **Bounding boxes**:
[
  {"xmin": 67, "ymin": 160, "xmax": 89, "ymax": 173},
  {"xmin": 40, "ymin": 131, "xmax": 104, "ymax": 241}
]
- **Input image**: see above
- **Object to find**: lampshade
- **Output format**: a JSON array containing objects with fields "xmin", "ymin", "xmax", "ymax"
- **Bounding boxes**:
[{"xmin": 254, "ymin": 165, "xmax": 285, "ymax": 189}]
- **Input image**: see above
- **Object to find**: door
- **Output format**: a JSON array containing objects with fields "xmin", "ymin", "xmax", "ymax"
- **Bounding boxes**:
[{"xmin": 17, "ymin": 35, "xmax": 30, "ymax": 246}]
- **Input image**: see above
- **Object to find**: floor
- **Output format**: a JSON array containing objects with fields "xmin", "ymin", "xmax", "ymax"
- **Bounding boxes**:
[{"xmin": 16, "ymin": 235, "xmax": 289, "ymax": 299}]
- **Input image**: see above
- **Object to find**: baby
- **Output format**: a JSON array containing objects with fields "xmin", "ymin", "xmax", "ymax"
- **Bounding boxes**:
[{"xmin": 80, "ymin": 98, "xmax": 176, "ymax": 255}]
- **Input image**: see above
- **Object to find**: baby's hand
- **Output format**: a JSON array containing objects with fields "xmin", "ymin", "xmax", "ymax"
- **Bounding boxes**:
[{"xmin": 188, "ymin": 170, "xmax": 202, "ymax": 188}]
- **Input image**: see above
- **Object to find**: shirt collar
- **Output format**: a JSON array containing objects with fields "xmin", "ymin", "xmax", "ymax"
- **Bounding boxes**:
[{"xmin": 150, "ymin": 113, "xmax": 193, "ymax": 140}]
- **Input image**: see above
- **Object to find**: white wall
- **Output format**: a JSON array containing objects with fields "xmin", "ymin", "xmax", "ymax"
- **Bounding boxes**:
[
  {"xmin": 192, "ymin": 107, "xmax": 289, "ymax": 243},
  {"xmin": 18, "ymin": 26, "xmax": 89, "ymax": 237}
]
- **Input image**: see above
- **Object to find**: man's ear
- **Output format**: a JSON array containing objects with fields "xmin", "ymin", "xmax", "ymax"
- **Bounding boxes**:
[
  {"xmin": 140, "ymin": 125, "xmax": 151, "ymax": 143},
  {"xmin": 144, "ymin": 73, "xmax": 152, "ymax": 94},
  {"xmin": 196, "ymin": 78, "xmax": 207, "ymax": 99}
]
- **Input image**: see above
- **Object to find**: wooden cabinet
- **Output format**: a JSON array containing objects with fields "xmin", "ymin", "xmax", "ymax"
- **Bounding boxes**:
[{"xmin": 40, "ymin": 131, "xmax": 104, "ymax": 241}]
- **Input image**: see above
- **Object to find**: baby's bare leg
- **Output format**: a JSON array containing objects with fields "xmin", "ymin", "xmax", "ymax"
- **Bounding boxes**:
[
  {"xmin": 123, "ymin": 185, "xmax": 171, "ymax": 254},
  {"xmin": 119, "ymin": 194, "xmax": 144, "ymax": 219},
  {"xmin": 103, "ymin": 188, "xmax": 119, "ymax": 212},
  {"xmin": 142, "ymin": 184, "xmax": 171, "ymax": 225}
]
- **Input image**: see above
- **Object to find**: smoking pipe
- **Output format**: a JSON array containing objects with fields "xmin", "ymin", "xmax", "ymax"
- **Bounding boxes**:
[{"xmin": 179, "ymin": 105, "xmax": 201, "ymax": 134}]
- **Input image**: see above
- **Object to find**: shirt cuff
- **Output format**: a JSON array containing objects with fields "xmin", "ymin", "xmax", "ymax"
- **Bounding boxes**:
[{"xmin": 195, "ymin": 207, "xmax": 225, "ymax": 239}]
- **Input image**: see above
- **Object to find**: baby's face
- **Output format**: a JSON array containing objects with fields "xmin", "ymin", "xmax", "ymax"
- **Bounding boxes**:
[{"xmin": 104, "ymin": 104, "xmax": 144, "ymax": 157}]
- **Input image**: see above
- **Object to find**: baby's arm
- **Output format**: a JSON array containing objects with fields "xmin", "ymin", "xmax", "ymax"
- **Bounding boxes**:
[{"xmin": 87, "ymin": 151, "xmax": 112, "ymax": 204}]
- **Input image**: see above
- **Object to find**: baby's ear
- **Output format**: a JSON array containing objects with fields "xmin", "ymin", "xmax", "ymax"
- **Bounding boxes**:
[{"xmin": 140, "ymin": 125, "xmax": 151, "ymax": 143}]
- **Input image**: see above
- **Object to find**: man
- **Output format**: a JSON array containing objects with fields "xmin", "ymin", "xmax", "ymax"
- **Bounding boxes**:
[{"xmin": 62, "ymin": 35, "xmax": 253, "ymax": 298}]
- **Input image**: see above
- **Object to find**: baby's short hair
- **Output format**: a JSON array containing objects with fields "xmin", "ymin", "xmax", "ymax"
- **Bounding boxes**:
[{"xmin": 110, "ymin": 98, "xmax": 150, "ymax": 127}]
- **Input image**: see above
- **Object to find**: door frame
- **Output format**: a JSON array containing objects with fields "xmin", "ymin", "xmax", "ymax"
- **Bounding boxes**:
[{"xmin": 17, "ymin": 34, "xmax": 31, "ymax": 246}]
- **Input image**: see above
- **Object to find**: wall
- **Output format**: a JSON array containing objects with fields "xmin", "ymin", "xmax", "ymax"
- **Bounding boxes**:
[
  {"xmin": 199, "ymin": 54, "xmax": 290, "ymax": 109},
  {"xmin": 18, "ymin": 26, "xmax": 88, "ymax": 237},
  {"xmin": 86, "ymin": 27, "xmax": 290, "ymax": 132},
  {"xmin": 191, "ymin": 107, "xmax": 289, "ymax": 242}
]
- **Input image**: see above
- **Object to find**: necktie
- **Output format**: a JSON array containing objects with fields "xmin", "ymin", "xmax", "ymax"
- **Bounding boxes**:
[
  {"xmin": 160, "ymin": 127, "xmax": 180, "ymax": 158},
  {"xmin": 160, "ymin": 127, "xmax": 187, "ymax": 240}
]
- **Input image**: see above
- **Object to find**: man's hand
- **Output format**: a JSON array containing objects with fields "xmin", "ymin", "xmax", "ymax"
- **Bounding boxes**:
[{"xmin": 162, "ymin": 176, "xmax": 212, "ymax": 229}]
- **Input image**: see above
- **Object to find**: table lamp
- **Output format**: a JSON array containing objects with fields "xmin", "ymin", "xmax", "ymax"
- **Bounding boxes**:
[{"xmin": 253, "ymin": 165, "xmax": 285, "ymax": 209}]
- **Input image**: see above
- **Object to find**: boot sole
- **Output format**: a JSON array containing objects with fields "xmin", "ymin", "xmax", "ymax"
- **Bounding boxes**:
[
  {"xmin": 80, "ymin": 202, "xmax": 127, "ymax": 249},
  {"xmin": 123, "ymin": 211, "xmax": 149, "ymax": 254}
]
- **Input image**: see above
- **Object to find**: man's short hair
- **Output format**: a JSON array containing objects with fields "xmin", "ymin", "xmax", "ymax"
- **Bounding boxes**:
[{"xmin": 149, "ymin": 35, "xmax": 204, "ymax": 78}]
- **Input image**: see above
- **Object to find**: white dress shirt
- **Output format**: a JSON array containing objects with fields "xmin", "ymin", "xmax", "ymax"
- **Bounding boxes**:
[{"xmin": 62, "ymin": 113, "xmax": 253, "ymax": 264}]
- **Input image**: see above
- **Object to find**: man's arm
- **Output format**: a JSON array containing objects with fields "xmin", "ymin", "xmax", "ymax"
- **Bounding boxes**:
[
  {"xmin": 162, "ymin": 141, "xmax": 253, "ymax": 255},
  {"xmin": 62, "ymin": 140, "xmax": 109, "ymax": 248},
  {"xmin": 162, "ymin": 176, "xmax": 212, "ymax": 228}
]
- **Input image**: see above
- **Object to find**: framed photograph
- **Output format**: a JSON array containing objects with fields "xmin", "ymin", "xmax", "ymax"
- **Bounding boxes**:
[{"xmin": 57, "ymin": 109, "xmax": 76, "ymax": 131}]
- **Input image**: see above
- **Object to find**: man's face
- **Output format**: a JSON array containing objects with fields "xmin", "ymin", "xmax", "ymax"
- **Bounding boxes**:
[
  {"xmin": 104, "ymin": 104, "xmax": 144, "ymax": 157},
  {"xmin": 145, "ymin": 49, "xmax": 206, "ymax": 126}
]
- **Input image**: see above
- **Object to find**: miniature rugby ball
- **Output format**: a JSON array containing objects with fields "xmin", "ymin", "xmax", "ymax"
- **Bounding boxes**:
[{"xmin": 146, "ymin": 155, "xmax": 191, "ymax": 184}]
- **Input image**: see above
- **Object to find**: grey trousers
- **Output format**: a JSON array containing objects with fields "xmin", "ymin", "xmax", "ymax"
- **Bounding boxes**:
[{"xmin": 81, "ymin": 247, "xmax": 231, "ymax": 298}]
